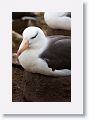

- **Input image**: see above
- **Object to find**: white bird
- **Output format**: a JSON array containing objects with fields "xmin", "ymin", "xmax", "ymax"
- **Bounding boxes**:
[
  {"xmin": 17, "ymin": 26, "xmax": 71, "ymax": 76},
  {"xmin": 44, "ymin": 12, "xmax": 71, "ymax": 30}
]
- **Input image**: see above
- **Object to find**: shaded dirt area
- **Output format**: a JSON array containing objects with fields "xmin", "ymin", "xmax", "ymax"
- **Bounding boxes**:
[
  {"xmin": 12, "ymin": 67, "xmax": 24, "ymax": 101},
  {"xmin": 12, "ymin": 12, "xmax": 71, "ymax": 102},
  {"xmin": 23, "ymin": 72, "xmax": 71, "ymax": 102},
  {"xmin": 12, "ymin": 66, "xmax": 71, "ymax": 102}
]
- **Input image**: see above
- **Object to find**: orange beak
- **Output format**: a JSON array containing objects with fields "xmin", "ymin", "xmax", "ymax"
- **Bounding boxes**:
[{"xmin": 17, "ymin": 40, "xmax": 29, "ymax": 56}]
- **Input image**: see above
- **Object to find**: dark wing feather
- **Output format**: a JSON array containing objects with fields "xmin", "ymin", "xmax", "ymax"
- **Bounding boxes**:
[{"xmin": 39, "ymin": 35, "xmax": 71, "ymax": 70}]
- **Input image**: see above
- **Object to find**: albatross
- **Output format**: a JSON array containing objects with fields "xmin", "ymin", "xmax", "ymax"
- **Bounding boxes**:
[
  {"xmin": 17, "ymin": 26, "xmax": 71, "ymax": 76},
  {"xmin": 44, "ymin": 12, "xmax": 71, "ymax": 30}
]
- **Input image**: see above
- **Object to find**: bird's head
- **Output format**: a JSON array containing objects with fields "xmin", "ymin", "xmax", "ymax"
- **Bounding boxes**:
[{"xmin": 17, "ymin": 26, "xmax": 46, "ymax": 56}]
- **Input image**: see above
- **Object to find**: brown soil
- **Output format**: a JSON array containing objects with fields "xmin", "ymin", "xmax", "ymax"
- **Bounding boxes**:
[
  {"xmin": 12, "ymin": 66, "xmax": 71, "ymax": 102},
  {"xmin": 12, "ymin": 67, "xmax": 25, "ymax": 101}
]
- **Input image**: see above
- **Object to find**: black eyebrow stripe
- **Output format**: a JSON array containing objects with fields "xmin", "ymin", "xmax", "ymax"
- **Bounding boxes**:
[
  {"xmin": 30, "ymin": 32, "xmax": 38, "ymax": 39},
  {"xmin": 66, "ymin": 12, "xmax": 71, "ymax": 17}
]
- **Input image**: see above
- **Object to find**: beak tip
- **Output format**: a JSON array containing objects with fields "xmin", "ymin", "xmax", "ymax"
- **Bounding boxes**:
[
  {"xmin": 17, "ymin": 40, "xmax": 29, "ymax": 56},
  {"xmin": 16, "ymin": 50, "xmax": 20, "ymax": 57}
]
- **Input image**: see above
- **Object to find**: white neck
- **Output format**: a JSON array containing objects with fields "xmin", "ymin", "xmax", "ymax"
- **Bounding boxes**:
[
  {"xmin": 29, "ymin": 37, "xmax": 48, "ymax": 55},
  {"xmin": 18, "ymin": 36, "xmax": 48, "ymax": 70}
]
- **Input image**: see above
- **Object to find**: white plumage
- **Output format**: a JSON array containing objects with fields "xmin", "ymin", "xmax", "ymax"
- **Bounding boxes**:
[
  {"xmin": 17, "ymin": 26, "xmax": 71, "ymax": 76},
  {"xmin": 44, "ymin": 12, "xmax": 71, "ymax": 30}
]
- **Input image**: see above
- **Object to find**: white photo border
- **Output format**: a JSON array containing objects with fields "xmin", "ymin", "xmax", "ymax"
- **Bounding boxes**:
[{"xmin": 0, "ymin": 0, "xmax": 83, "ymax": 114}]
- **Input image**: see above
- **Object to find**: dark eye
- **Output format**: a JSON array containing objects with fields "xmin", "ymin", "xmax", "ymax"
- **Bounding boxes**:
[{"xmin": 30, "ymin": 32, "xmax": 38, "ymax": 39}]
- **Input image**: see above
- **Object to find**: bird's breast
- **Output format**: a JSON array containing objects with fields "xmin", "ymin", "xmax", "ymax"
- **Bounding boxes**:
[{"xmin": 18, "ymin": 49, "xmax": 42, "ymax": 70}]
